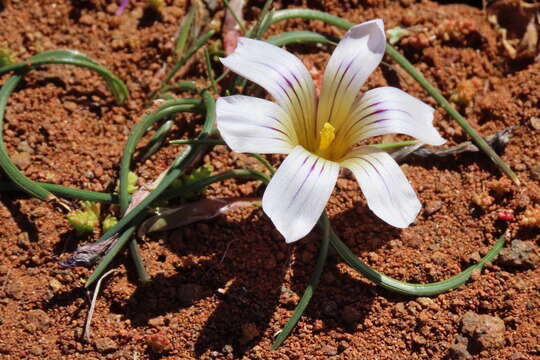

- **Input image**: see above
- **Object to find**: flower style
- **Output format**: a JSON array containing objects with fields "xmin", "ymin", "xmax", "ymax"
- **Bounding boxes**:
[{"xmin": 216, "ymin": 19, "xmax": 446, "ymax": 243}]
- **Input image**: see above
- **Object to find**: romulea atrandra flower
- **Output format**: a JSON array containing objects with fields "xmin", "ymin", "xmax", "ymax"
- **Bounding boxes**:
[{"xmin": 216, "ymin": 19, "xmax": 446, "ymax": 243}]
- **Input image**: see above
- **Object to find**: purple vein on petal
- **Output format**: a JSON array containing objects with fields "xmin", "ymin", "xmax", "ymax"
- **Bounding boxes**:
[
  {"xmin": 287, "ymin": 156, "xmax": 318, "ymax": 209},
  {"xmin": 259, "ymin": 125, "xmax": 290, "ymax": 138}
]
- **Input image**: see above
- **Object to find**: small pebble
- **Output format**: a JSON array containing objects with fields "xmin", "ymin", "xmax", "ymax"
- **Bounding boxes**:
[
  {"xmin": 496, "ymin": 240, "xmax": 539, "ymax": 269},
  {"xmin": 63, "ymin": 101, "xmax": 78, "ymax": 112},
  {"xmin": 49, "ymin": 279, "xmax": 62, "ymax": 292},
  {"xmin": 461, "ymin": 311, "xmax": 505, "ymax": 349},
  {"xmin": 94, "ymin": 337, "xmax": 118, "ymax": 353},
  {"xmin": 424, "ymin": 200, "xmax": 443, "ymax": 215},
  {"xmin": 145, "ymin": 333, "xmax": 172, "ymax": 353},
  {"xmin": 530, "ymin": 116, "xmax": 540, "ymax": 130}
]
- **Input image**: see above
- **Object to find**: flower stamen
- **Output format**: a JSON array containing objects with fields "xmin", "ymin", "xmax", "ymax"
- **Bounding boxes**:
[{"xmin": 318, "ymin": 122, "xmax": 336, "ymax": 151}]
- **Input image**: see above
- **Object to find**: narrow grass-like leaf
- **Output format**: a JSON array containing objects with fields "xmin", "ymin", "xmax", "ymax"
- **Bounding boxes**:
[
  {"xmin": 329, "ymin": 223, "xmax": 505, "ymax": 296},
  {"xmin": 86, "ymin": 91, "xmax": 217, "ymax": 287},
  {"xmin": 203, "ymin": 48, "xmax": 218, "ymax": 94},
  {"xmin": 0, "ymin": 50, "xmax": 128, "ymax": 200},
  {"xmin": 141, "ymin": 120, "xmax": 174, "ymax": 161},
  {"xmin": 170, "ymin": 138, "xmax": 225, "ymax": 145},
  {"xmin": 175, "ymin": 5, "xmax": 196, "ymax": 58},
  {"xmin": 248, "ymin": 153, "xmax": 275, "ymax": 175},
  {"xmin": 117, "ymin": 99, "xmax": 201, "ymax": 282},
  {"xmin": 160, "ymin": 168, "xmax": 270, "ymax": 201},
  {"xmin": 267, "ymin": 31, "xmax": 334, "ymax": 47},
  {"xmin": 0, "ymin": 71, "xmax": 52, "ymax": 200},
  {"xmin": 1, "ymin": 50, "xmax": 128, "ymax": 104},
  {"xmin": 157, "ymin": 30, "xmax": 215, "ymax": 96}
]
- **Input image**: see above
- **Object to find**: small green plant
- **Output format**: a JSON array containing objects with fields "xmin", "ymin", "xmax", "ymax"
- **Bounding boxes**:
[
  {"xmin": 115, "ymin": 171, "xmax": 138, "ymax": 194},
  {"xmin": 102, "ymin": 214, "xmax": 118, "ymax": 233},
  {"xmin": 67, "ymin": 201, "xmax": 101, "ymax": 236},
  {"xmin": 172, "ymin": 163, "xmax": 214, "ymax": 199},
  {"xmin": 0, "ymin": 44, "xmax": 16, "ymax": 67}
]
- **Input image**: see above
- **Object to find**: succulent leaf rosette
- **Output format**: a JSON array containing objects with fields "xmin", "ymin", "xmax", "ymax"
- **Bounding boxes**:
[{"xmin": 216, "ymin": 19, "xmax": 446, "ymax": 243}]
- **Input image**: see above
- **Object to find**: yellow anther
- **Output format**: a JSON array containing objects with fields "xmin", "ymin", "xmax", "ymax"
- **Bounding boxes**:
[{"xmin": 318, "ymin": 122, "xmax": 336, "ymax": 151}]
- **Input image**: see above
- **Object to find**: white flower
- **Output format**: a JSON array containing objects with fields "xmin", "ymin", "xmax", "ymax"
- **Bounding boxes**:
[{"xmin": 216, "ymin": 19, "xmax": 446, "ymax": 243}]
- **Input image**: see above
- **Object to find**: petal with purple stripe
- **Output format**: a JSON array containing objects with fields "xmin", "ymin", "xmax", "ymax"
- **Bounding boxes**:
[
  {"xmin": 340, "ymin": 146, "xmax": 421, "ymax": 228},
  {"xmin": 216, "ymin": 95, "xmax": 296, "ymax": 154},
  {"xmin": 339, "ymin": 87, "xmax": 446, "ymax": 147},
  {"xmin": 317, "ymin": 19, "xmax": 386, "ymax": 133},
  {"xmin": 220, "ymin": 38, "xmax": 317, "ymax": 150},
  {"xmin": 262, "ymin": 146, "xmax": 339, "ymax": 243}
]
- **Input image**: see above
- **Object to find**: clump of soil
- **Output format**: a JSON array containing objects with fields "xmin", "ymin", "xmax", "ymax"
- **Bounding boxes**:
[{"xmin": 0, "ymin": 0, "xmax": 539, "ymax": 359}]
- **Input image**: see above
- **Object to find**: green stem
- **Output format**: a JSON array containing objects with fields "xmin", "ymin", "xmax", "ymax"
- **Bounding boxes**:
[
  {"xmin": 156, "ymin": 30, "xmax": 215, "ymax": 97},
  {"xmin": 267, "ymin": 31, "xmax": 334, "ymax": 47},
  {"xmin": 170, "ymin": 138, "xmax": 225, "ymax": 145},
  {"xmin": 141, "ymin": 120, "xmax": 174, "ymax": 162},
  {"xmin": 128, "ymin": 240, "xmax": 151, "ymax": 283},
  {"xmin": 272, "ymin": 215, "xmax": 330, "ymax": 349},
  {"xmin": 203, "ymin": 48, "xmax": 218, "ymax": 94},
  {"xmin": 161, "ymin": 168, "xmax": 270, "ymax": 201},
  {"xmin": 248, "ymin": 153, "xmax": 275, "ymax": 175},
  {"xmin": 88, "ymin": 225, "xmax": 137, "ymax": 287},
  {"xmin": 0, "ymin": 71, "xmax": 51, "ymax": 200},
  {"xmin": 329, "ymin": 224, "xmax": 505, "ymax": 296},
  {"xmin": 269, "ymin": 9, "xmax": 519, "ymax": 185},
  {"xmin": 118, "ymin": 99, "xmax": 201, "ymax": 282}
]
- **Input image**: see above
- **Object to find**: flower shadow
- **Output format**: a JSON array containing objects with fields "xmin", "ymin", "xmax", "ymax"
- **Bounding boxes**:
[{"xmin": 123, "ymin": 209, "xmax": 290, "ymax": 357}]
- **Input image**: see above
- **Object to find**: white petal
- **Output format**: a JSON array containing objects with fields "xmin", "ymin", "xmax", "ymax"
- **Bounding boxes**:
[
  {"xmin": 341, "ymin": 146, "xmax": 421, "ymax": 228},
  {"xmin": 317, "ymin": 19, "xmax": 386, "ymax": 132},
  {"xmin": 216, "ymin": 95, "xmax": 296, "ymax": 154},
  {"xmin": 220, "ymin": 38, "xmax": 317, "ymax": 149},
  {"xmin": 262, "ymin": 146, "xmax": 339, "ymax": 243},
  {"xmin": 340, "ymin": 87, "xmax": 447, "ymax": 147}
]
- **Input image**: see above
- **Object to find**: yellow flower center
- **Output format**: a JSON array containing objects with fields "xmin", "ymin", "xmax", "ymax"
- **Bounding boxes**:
[{"xmin": 318, "ymin": 122, "xmax": 336, "ymax": 151}]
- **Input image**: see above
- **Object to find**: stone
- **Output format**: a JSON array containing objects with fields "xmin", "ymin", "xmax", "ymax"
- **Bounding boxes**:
[
  {"xmin": 145, "ymin": 333, "xmax": 171, "ymax": 353},
  {"xmin": 5, "ymin": 279, "xmax": 23, "ymax": 299},
  {"xmin": 25, "ymin": 309, "xmax": 51, "ymax": 331},
  {"xmin": 17, "ymin": 141, "xmax": 33, "ymax": 154},
  {"xmin": 496, "ymin": 240, "xmax": 539, "ymax": 269},
  {"xmin": 417, "ymin": 297, "xmax": 435, "ymax": 308},
  {"xmin": 531, "ymin": 116, "xmax": 540, "ymax": 130},
  {"xmin": 424, "ymin": 200, "xmax": 443, "ymax": 215},
  {"xmin": 448, "ymin": 342, "xmax": 472, "ymax": 360},
  {"xmin": 63, "ymin": 101, "xmax": 78, "ymax": 112},
  {"xmin": 11, "ymin": 151, "xmax": 31, "ymax": 170},
  {"xmin": 49, "ymin": 279, "xmax": 62, "ymax": 292},
  {"xmin": 94, "ymin": 337, "xmax": 118, "ymax": 353},
  {"xmin": 461, "ymin": 311, "xmax": 505, "ymax": 349},
  {"xmin": 322, "ymin": 345, "xmax": 338, "ymax": 356}
]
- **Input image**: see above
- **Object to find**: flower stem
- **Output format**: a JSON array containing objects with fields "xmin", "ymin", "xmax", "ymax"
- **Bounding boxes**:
[
  {"xmin": 272, "ymin": 214, "xmax": 330, "ymax": 349},
  {"xmin": 170, "ymin": 138, "xmax": 225, "ymax": 145}
]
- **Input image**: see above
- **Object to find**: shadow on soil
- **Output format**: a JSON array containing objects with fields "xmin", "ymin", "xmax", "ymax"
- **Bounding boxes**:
[{"xmin": 120, "ymin": 201, "xmax": 405, "ymax": 357}]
